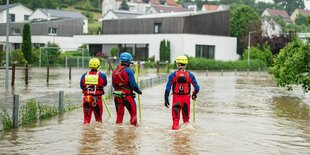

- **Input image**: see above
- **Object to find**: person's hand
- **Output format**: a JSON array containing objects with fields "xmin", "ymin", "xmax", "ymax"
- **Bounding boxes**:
[
  {"xmin": 165, "ymin": 101, "xmax": 170, "ymax": 108},
  {"xmin": 192, "ymin": 94, "xmax": 197, "ymax": 101},
  {"xmin": 137, "ymin": 90, "xmax": 142, "ymax": 95}
]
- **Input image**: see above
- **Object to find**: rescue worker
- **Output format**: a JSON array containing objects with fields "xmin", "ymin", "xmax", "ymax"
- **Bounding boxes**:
[
  {"xmin": 112, "ymin": 52, "xmax": 142, "ymax": 126},
  {"xmin": 164, "ymin": 55, "xmax": 200, "ymax": 130},
  {"xmin": 80, "ymin": 58, "xmax": 107, "ymax": 124}
]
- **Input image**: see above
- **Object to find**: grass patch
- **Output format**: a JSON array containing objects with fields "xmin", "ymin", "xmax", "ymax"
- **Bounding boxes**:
[{"xmin": 0, "ymin": 112, "xmax": 12, "ymax": 131}]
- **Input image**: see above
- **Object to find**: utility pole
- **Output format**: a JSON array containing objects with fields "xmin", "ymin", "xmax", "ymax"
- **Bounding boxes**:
[
  {"xmin": 248, "ymin": 31, "xmax": 257, "ymax": 66},
  {"xmin": 5, "ymin": 0, "xmax": 10, "ymax": 89}
]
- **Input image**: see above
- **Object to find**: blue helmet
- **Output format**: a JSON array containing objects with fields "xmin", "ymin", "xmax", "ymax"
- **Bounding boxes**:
[{"xmin": 120, "ymin": 52, "xmax": 133, "ymax": 63}]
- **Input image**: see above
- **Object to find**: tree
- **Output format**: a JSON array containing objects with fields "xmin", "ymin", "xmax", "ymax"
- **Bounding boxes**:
[
  {"xmin": 308, "ymin": 16, "xmax": 310, "ymax": 24},
  {"xmin": 22, "ymin": 23, "xmax": 32, "ymax": 64},
  {"xmin": 166, "ymin": 40, "xmax": 171, "ymax": 62},
  {"xmin": 295, "ymin": 15, "xmax": 309, "ymax": 26},
  {"xmin": 274, "ymin": 0, "xmax": 304, "ymax": 15},
  {"xmin": 159, "ymin": 39, "xmax": 166, "ymax": 61},
  {"xmin": 119, "ymin": 0, "xmax": 129, "ymax": 10},
  {"xmin": 272, "ymin": 37, "xmax": 310, "ymax": 92},
  {"xmin": 84, "ymin": 0, "xmax": 92, "ymax": 13},
  {"xmin": 230, "ymin": 5, "xmax": 261, "ymax": 56}
]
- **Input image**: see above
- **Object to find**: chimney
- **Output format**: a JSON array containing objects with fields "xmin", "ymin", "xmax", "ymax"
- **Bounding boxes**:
[{"xmin": 47, "ymin": 13, "xmax": 51, "ymax": 21}]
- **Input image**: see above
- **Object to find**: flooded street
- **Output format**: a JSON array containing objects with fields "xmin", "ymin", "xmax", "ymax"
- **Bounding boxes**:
[{"xmin": 0, "ymin": 70, "xmax": 310, "ymax": 154}]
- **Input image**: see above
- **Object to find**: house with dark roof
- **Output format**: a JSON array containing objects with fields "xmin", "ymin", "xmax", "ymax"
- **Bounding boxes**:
[
  {"xmin": 0, "ymin": 18, "xmax": 84, "ymax": 51},
  {"xmin": 29, "ymin": 8, "xmax": 88, "ymax": 33},
  {"xmin": 74, "ymin": 10, "xmax": 238, "ymax": 61},
  {"xmin": 290, "ymin": 9, "xmax": 310, "ymax": 23},
  {"xmin": 262, "ymin": 8, "xmax": 292, "ymax": 23},
  {"xmin": 0, "ymin": 3, "xmax": 33, "ymax": 23}
]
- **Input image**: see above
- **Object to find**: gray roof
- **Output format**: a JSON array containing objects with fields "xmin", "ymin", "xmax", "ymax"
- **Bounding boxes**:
[
  {"xmin": 0, "ymin": 3, "xmax": 19, "ymax": 11},
  {"xmin": 113, "ymin": 10, "xmax": 145, "ymax": 18},
  {"xmin": 38, "ymin": 8, "xmax": 87, "ymax": 19}
]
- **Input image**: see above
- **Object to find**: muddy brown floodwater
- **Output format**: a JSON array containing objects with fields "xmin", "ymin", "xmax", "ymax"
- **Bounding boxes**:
[{"xmin": 0, "ymin": 70, "xmax": 309, "ymax": 154}]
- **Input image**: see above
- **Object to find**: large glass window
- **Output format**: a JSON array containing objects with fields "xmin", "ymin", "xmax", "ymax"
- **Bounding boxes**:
[
  {"xmin": 195, "ymin": 45, "xmax": 215, "ymax": 59},
  {"xmin": 11, "ymin": 28, "xmax": 21, "ymax": 35}
]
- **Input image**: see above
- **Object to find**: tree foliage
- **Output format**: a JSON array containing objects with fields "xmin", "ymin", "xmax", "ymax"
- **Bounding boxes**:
[
  {"xmin": 295, "ymin": 15, "xmax": 310, "ymax": 26},
  {"xmin": 242, "ymin": 44, "xmax": 273, "ymax": 66},
  {"xmin": 274, "ymin": 0, "xmax": 304, "ymax": 15},
  {"xmin": 119, "ymin": 0, "xmax": 129, "ymax": 10},
  {"xmin": 159, "ymin": 39, "xmax": 166, "ymax": 62},
  {"xmin": 230, "ymin": 5, "xmax": 261, "ymax": 56},
  {"xmin": 272, "ymin": 37, "xmax": 310, "ymax": 93},
  {"xmin": 22, "ymin": 23, "xmax": 32, "ymax": 64},
  {"xmin": 12, "ymin": 49, "xmax": 27, "ymax": 65}
]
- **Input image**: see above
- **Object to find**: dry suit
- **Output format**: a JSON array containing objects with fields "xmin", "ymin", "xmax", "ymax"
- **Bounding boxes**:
[
  {"xmin": 112, "ymin": 64, "xmax": 142, "ymax": 126},
  {"xmin": 165, "ymin": 69, "xmax": 200, "ymax": 130},
  {"xmin": 80, "ymin": 70, "xmax": 107, "ymax": 124}
]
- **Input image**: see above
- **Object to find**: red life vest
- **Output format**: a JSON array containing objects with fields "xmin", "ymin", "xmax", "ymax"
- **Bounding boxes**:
[
  {"xmin": 112, "ymin": 66, "xmax": 130, "ymax": 90},
  {"xmin": 83, "ymin": 71, "xmax": 104, "ymax": 95},
  {"xmin": 172, "ymin": 70, "xmax": 191, "ymax": 95}
]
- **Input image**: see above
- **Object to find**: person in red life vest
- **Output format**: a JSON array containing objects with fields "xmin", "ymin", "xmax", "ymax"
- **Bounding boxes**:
[
  {"xmin": 164, "ymin": 55, "xmax": 200, "ymax": 130},
  {"xmin": 112, "ymin": 52, "xmax": 142, "ymax": 126},
  {"xmin": 80, "ymin": 58, "xmax": 107, "ymax": 124}
]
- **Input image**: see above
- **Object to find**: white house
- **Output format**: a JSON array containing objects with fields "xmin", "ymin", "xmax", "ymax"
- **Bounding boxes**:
[
  {"xmin": 29, "ymin": 8, "xmax": 88, "ymax": 34},
  {"xmin": 0, "ymin": 3, "xmax": 33, "ymax": 23},
  {"xmin": 304, "ymin": 0, "xmax": 310, "ymax": 10},
  {"xmin": 75, "ymin": 11, "xmax": 238, "ymax": 61}
]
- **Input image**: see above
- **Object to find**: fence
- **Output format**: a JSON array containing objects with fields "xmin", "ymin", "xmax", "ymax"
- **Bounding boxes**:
[
  {"xmin": 0, "ymin": 74, "xmax": 169, "ymax": 131},
  {"xmin": 0, "ymin": 91, "xmax": 81, "ymax": 131},
  {"xmin": 204, "ymin": 68, "xmax": 262, "ymax": 77}
]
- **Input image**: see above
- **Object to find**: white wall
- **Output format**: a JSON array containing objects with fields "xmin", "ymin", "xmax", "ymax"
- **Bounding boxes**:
[
  {"xmin": 305, "ymin": 0, "xmax": 310, "ymax": 10},
  {"xmin": 29, "ymin": 9, "xmax": 48, "ymax": 21},
  {"xmin": 0, "ymin": 4, "xmax": 33, "ymax": 23},
  {"xmin": 0, "ymin": 36, "xmax": 82, "ymax": 51},
  {"xmin": 74, "ymin": 34, "xmax": 238, "ymax": 61}
]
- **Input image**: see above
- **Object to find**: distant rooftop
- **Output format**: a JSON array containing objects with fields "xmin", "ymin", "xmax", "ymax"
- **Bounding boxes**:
[
  {"xmin": 264, "ymin": 8, "xmax": 291, "ymax": 22},
  {"xmin": 135, "ymin": 10, "xmax": 223, "ymax": 19},
  {"xmin": 37, "ymin": 8, "xmax": 87, "ymax": 19},
  {"xmin": 150, "ymin": 5, "xmax": 193, "ymax": 13},
  {"xmin": 111, "ymin": 10, "xmax": 146, "ymax": 18},
  {"xmin": 0, "ymin": 3, "xmax": 19, "ymax": 11}
]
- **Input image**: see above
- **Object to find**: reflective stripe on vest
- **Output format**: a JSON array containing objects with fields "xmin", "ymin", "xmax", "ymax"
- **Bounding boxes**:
[{"xmin": 85, "ymin": 71, "xmax": 99, "ymax": 85}]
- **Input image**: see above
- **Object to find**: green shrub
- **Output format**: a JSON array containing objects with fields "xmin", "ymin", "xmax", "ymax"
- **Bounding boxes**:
[
  {"xmin": 21, "ymin": 99, "xmax": 38, "ymax": 124},
  {"xmin": 0, "ymin": 112, "xmax": 12, "ymax": 131},
  {"xmin": 110, "ymin": 48, "xmax": 118, "ymax": 57},
  {"xmin": 242, "ymin": 44, "xmax": 273, "ymax": 66},
  {"xmin": 186, "ymin": 57, "xmax": 266, "ymax": 70},
  {"xmin": 11, "ymin": 49, "xmax": 27, "ymax": 65}
]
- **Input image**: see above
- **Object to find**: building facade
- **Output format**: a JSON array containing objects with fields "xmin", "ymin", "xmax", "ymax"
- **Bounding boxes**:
[
  {"xmin": 75, "ymin": 10, "xmax": 238, "ymax": 61},
  {"xmin": 0, "ymin": 3, "xmax": 33, "ymax": 23},
  {"xmin": 0, "ymin": 18, "xmax": 84, "ymax": 51}
]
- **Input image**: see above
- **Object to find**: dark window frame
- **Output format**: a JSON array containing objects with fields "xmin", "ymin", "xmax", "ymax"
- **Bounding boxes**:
[
  {"xmin": 9, "ymin": 14, "xmax": 15, "ymax": 22},
  {"xmin": 48, "ymin": 27, "xmax": 57, "ymax": 35},
  {"xmin": 195, "ymin": 45, "xmax": 215, "ymax": 59},
  {"xmin": 154, "ymin": 23, "xmax": 162, "ymax": 33}
]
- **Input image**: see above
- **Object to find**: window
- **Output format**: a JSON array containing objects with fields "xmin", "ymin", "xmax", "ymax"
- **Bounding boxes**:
[
  {"xmin": 9, "ymin": 14, "xmax": 15, "ymax": 22},
  {"xmin": 195, "ymin": 45, "xmax": 215, "ymax": 59},
  {"xmin": 24, "ymin": 15, "xmax": 29, "ymax": 21},
  {"xmin": 14, "ymin": 43, "xmax": 20, "ymax": 50},
  {"xmin": 11, "ymin": 28, "xmax": 21, "ymax": 35},
  {"xmin": 48, "ymin": 28, "xmax": 57, "ymax": 35},
  {"xmin": 154, "ymin": 23, "xmax": 162, "ymax": 33}
]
